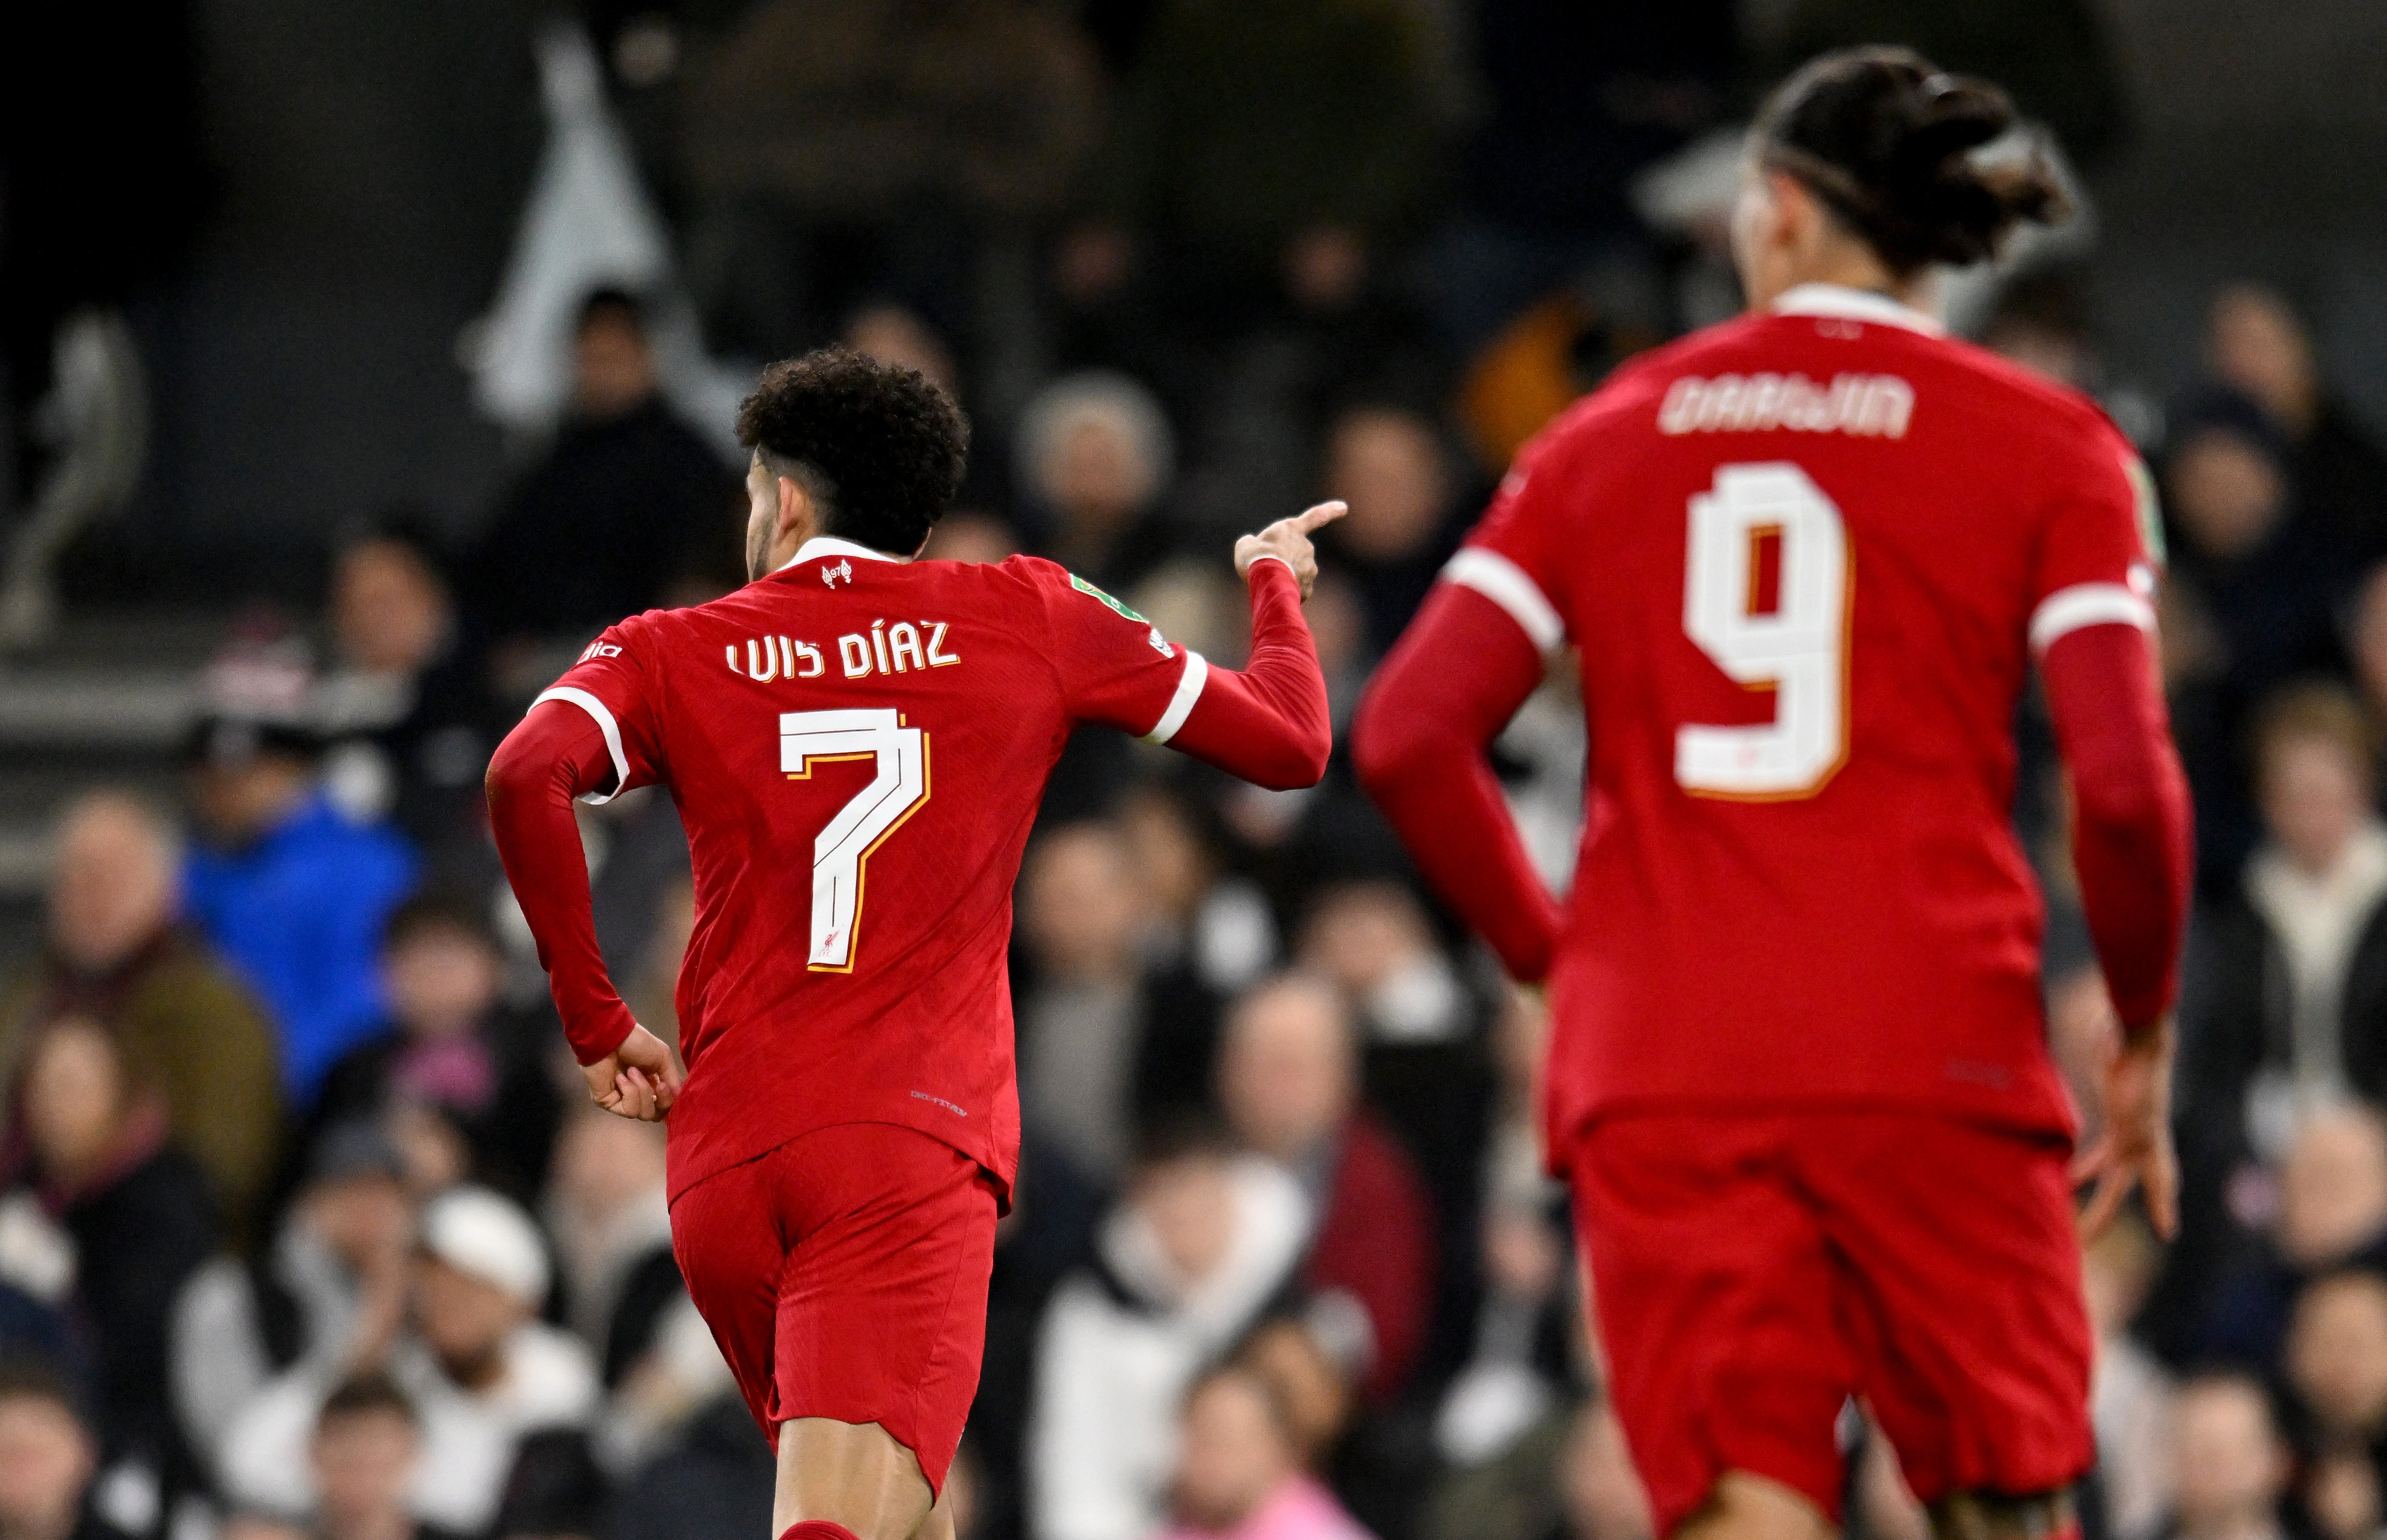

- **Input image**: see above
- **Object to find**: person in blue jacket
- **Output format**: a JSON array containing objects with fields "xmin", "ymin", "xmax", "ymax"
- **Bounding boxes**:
[{"xmin": 181, "ymin": 714, "xmax": 419, "ymax": 1104}]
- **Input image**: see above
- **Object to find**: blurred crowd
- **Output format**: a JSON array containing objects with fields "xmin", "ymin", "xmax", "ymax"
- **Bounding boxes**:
[{"xmin": 2, "ymin": 4, "xmax": 2385, "ymax": 1540}]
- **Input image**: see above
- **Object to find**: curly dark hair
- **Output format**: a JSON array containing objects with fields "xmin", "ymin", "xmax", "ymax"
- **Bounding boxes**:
[
  {"xmin": 1754, "ymin": 46, "xmax": 2070, "ymax": 276},
  {"xmin": 735, "ymin": 348, "xmax": 970, "ymax": 557}
]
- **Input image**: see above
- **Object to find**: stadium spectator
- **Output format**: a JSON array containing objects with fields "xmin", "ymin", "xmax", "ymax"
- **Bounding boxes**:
[
  {"xmin": 1217, "ymin": 975, "xmax": 1436, "ymax": 1404},
  {"xmin": 602, "ymin": 1394, "xmax": 773, "ymax": 1540},
  {"xmin": 1158, "ymin": 1364, "xmax": 1373, "ymax": 1540},
  {"xmin": 2198, "ymin": 1105, "xmax": 2387, "ymax": 1367},
  {"xmin": 172, "ymin": 1122, "xmax": 415, "ymax": 1496},
  {"xmin": 305, "ymin": 899, "xmax": 560, "ymax": 1202},
  {"xmin": 2208, "ymin": 284, "xmax": 2387, "ymax": 563},
  {"xmin": 487, "ymin": 1428, "xmax": 603, "ymax": 1540},
  {"xmin": 1237, "ymin": 1319, "xmax": 1354, "ymax": 1478},
  {"xmin": 540, "ymin": 1108, "xmax": 674, "ymax": 1387},
  {"xmin": 2087, "ymin": 1217, "xmax": 2178, "ymax": 1540},
  {"xmin": 217, "ymin": 1187, "xmax": 598, "ymax": 1534},
  {"xmin": 471, "ymin": 290, "xmax": 740, "ymax": 654},
  {"xmin": 8, "ymin": 1018, "xmax": 216, "ymax": 1516},
  {"xmin": 304, "ymin": 1373, "xmax": 461, "ymax": 1540},
  {"xmin": 2178, "ymin": 687, "xmax": 2387, "ymax": 1172},
  {"xmin": 0, "ymin": 793, "xmax": 281, "ymax": 1237},
  {"xmin": 313, "ymin": 524, "xmax": 503, "ymax": 864},
  {"xmin": 2153, "ymin": 1374, "xmax": 2296, "ymax": 1540},
  {"xmin": 1016, "ymin": 372, "xmax": 1180, "ymax": 590},
  {"xmin": 1029, "ymin": 1122, "xmax": 1311, "ymax": 1540},
  {"xmin": 1297, "ymin": 883, "xmax": 1469, "ymax": 1049},
  {"xmin": 2284, "ymin": 1268, "xmax": 2387, "ymax": 1450},
  {"xmin": 181, "ymin": 714, "xmax": 419, "ymax": 1106},
  {"xmin": 1015, "ymin": 824, "xmax": 1158, "ymax": 1184},
  {"xmin": 2161, "ymin": 389, "xmax": 2353, "ymax": 891},
  {"xmin": 0, "ymin": 1361, "xmax": 123, "ymax": 1540},
  {"xmin": 1317, "ymin": 406, "xmax": 1464, "ymax": 663}
]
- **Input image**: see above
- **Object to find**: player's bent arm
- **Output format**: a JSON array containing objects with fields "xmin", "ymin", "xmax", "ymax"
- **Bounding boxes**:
[
  {"xmin": 1352, "ymin": 582, "xmax": 1565, "ymax": 982},
  {"xmin": 2039, "ymin": 622, "xmax": 2194, "ymax": 1034},
  {"xmin": 485, "ymin": 702, "xmax": 639, "ymax": 1065},
  {"xmin": 1162, "ymin": 561, "xmax": 1333, "ymax": 790}
]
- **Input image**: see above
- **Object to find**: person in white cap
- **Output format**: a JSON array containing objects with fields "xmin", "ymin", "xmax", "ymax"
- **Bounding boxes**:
[{"xmin": 216, "ymin": 1185, "xmax": 599, "ymax": 1535}]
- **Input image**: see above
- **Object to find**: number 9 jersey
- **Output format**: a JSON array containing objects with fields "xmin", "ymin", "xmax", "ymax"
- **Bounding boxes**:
[
  {"xmin": 1444, "ymin": 285, "xmax": 2167, "ymax": 1145},
  {"xmin": 525, "ymin": 539, "xmax": 1322, "ymax": 1205}
]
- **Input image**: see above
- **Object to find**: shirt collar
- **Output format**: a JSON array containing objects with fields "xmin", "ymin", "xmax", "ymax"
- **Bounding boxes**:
[
  {"xmin": 1771, "ymin": 282, "xmax": 1944, "ymax": 336},
  {"xmin": 775, "ymin": 535, "xmax": 902, "ymax": 574}
]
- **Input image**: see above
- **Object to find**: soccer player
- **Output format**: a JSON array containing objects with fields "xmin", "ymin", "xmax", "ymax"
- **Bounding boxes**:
[
  {"xmin": 1352, "ymin": 48, "xmax": 2194, "ymax": 1540},
  {"xmin": 485, "ymin": 348, "xmax": 1339, "ymax": 1540}
]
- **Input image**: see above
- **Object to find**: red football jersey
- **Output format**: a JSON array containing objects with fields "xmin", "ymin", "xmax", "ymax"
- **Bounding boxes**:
[
  {"xmin": 1457, "ymin": 285, "xmax": 2161, "ymax": 1143},
  {"xmin": 535, "ymin": 538, "xmax": 1230, "ymax": 1201}
]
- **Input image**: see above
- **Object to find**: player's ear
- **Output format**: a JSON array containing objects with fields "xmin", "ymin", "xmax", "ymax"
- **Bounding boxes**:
[{"xmin": 776, "ymin": 473, "xmax": 813, "ymax": 545}]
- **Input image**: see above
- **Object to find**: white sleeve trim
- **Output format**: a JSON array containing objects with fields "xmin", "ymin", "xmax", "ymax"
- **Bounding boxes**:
[
  {"xmin": 533, "ymin": 687, "xmax": 632, "ymax": 805},
  {"xmin": 2029, "ymin": 582, "xmax": 2155, "ymax": 654},
  {"xmin": 1141, "ymin": 650, "xmax": 1209, "ymax": 746},
  {"xmin": 1244, "ymin": 552, "xmax": 1298, "ymax": 580},
  {"xmin": 1442, "ymin": 547, "xmax": 1565, "ymax": 651}
]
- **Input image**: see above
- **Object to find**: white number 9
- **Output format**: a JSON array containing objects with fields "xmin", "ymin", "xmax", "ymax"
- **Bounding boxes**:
[{"xmin": 1676, "ymin": 463, "xmax": 1850, "ymax": 799}]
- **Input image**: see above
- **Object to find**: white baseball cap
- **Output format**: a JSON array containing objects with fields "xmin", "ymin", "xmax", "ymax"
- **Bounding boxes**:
[{"xmin": 419, "ymin": 1186, "xmax": 550, "ymax": 1306}]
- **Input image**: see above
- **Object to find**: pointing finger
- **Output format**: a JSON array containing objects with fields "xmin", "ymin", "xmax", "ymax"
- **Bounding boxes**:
[{"xmin": 1289, "ymin": 501, "xmax": 1348, "ymax": 534}]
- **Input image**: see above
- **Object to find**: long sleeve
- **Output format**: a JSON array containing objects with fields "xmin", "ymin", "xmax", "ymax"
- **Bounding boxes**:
[
  {"xmin": 1352, "ymin": 582, "xmax": 1565, "ymax": 981},
  {"xmin": 486, "ymin": 702, "xmax": 637, "ymax": 1065},
  {"xmin": 2040, "ymin": 622, "xmax": 2194, "ymax": 1031},
  {"xmin": 1163, "ymin": 560, "xmax": 1332, "ymax": 790}
]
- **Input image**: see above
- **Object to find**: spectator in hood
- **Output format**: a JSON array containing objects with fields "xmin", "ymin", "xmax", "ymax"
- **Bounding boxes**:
[
  {"xmin": 471, "ymin": 290, "xmax": 741, "ymax": 651},
  {"xmin": 0, "ymin": 793, "xmax": 280, "ymax": 1238},
  {"xmin": 180, "ymin": 713, "xmax": 418, "ymax": 1106}
]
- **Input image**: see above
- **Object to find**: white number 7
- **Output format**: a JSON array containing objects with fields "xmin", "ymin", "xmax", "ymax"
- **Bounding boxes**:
[
  {"xmin": 1676, "ymin": 463, "xmax": 1850, "ymax": 799},
  {"xmin": 780, "ymin": 708, "xmax": 930, "ymax": 970}
]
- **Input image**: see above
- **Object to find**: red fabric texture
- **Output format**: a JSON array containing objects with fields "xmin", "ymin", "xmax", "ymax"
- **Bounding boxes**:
[
  {"xmin": 485, "ymin": 704, "xmax": 637, "ymax": 1065},
  {"xmin": 1352, "ymin": 582, "xmax": 1564, "ymax": 982},
  {"xmin": 1168, "ymin": 562, "xmax": 1331, "ymax": 789},
  {"xmin": 778, "ymin": 1525, "xmax": 862, "ymax": 1540},
  {"xmin": 1300, "ymin": 1112, "xmax": 1438, "ymax": 1403},
  {"xmin": 1569, "ymin": 1112, "xmax": 2093, "ymax": 1535},
  {"xmin": 1361, "ymin": 305, "xmax": 2182, "ymax": 1154},
  {"xmin": 2039, "ymin": 623, "xmax": 2194, "ymax": 1030},
  {"xmin": 673, "ymin": 1123, "xmax": 999, "ymax": 1498},
  {"xmin": 484, "ymin": 549, "xmax": 1328, "ymax": 1206}
]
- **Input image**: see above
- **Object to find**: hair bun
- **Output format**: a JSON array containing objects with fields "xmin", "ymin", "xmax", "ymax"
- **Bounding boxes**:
[{"xmin": 1755, "ymin": 45, "xmax": 2069, "ymax": 275}]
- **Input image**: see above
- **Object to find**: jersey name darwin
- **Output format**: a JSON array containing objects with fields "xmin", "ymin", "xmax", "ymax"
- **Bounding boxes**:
[
  {"xmin": 723, "ymin": 620, "xmax": 962, "ymax": 683},
  {"xmin": 1658, "ymin": 371, "xmax": 1915, "ymax": 440}
]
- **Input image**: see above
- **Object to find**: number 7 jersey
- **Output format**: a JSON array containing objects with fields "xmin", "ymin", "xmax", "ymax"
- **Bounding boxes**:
[
  {"xmin": 535, "ymin": 539, "xmax": 1226, "ymax": 1202},
  {"xmin": 1457, "ymin": 285, "xmax": 2162, "ymax": 1140}
]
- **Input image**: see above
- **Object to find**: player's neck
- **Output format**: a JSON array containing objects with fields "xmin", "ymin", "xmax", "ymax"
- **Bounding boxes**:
[{"xmin": 1760, "ymin": 256, "xmax": 1936, "ymax": 321}]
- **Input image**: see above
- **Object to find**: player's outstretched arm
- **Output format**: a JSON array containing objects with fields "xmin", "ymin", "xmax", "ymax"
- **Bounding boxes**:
[
  {"xmin": 1153, "ymin": 503, "xmax": 1345, "ymax": 791},
  {"xmin": 486, "ymin": 703, "xmax": 685, "ymax": 1122},
  {"xmin": 1351, "ymin": 582, "xmax": 1564, "ymax": 982},
  {"xmin": 2041, "ymin": 622, "xmax": 2193, "ymax": 1238}
]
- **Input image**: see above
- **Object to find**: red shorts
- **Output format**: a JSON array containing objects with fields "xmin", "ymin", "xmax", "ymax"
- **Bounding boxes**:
[
  {"xmin": 670, "ymin": 1122, "xmax": 999, "ymax": 1497},
  {"xmin": 1566, "ymin": 1112, "xmax": 2092, "ymax": 1537}
]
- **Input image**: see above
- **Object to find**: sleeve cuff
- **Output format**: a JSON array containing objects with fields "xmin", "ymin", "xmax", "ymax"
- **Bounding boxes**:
[{"xmin": 533, "ymin": 687, "xmax": 632, "ymax": 804}]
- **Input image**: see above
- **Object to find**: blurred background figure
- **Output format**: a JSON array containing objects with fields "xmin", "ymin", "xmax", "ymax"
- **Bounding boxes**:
[
  {"xmin": 313, "ymin": 524, "xmax": 501, "ymax": 865},
  {"xmin": 470, "ymin": 290, "xmax": 740, "ymax": 668},
  {"xmin": 1217, "ymin": 975, "xmax": 1436, "ymax": 1406},
  {"xmin": 0, "ymin": 793, "xmax": 279, "ymax": 1237},
  {"xmin": 0, "ymin": 1361, "xmax": 120, "ymax": 1540},
  {"xmin": 2206, "ymin": 285, "xmax": 2387, "ymax": 564},
  {"xmin": 304, "ymin": 1373, "xmax": 451, "ymax": 1540},
  {"xmin": 180, "ymin": 712, "xmax": 417, "ymax": 1108},
  {"xmin": 216, "ymin": 1187, "xmax": 596, "ymax": 1535},
  {"xmin": 1158, "ymin": 1365, "xmax": 1374, "ymax": 1540},
  {"xmin": 2154, "ymin": 1373, "xmax": 2296, "ymax": 1540},
  {"xmin": 1030, "ymin": 1122, "xmax": 1310, "ymax": 1540}
]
